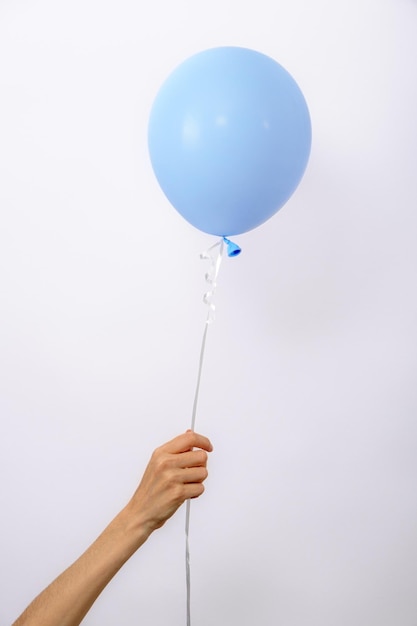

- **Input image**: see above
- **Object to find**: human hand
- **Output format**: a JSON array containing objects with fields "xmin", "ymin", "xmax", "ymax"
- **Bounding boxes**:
[{"xmin": 126, "ymin": 430, "xmax": 213, "ymax": 535}]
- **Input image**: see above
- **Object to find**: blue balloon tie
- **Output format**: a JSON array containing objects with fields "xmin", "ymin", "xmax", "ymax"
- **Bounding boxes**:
[
  {"xmin": 223, "ymin": 237, "xmax": 241, "ymax": 257},
  {"xmin": 185, "ymin": 237, "xmax": 240, "ymax": 626}
]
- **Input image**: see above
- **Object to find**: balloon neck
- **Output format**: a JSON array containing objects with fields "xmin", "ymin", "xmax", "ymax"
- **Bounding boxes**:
[{"xmin": 223, "ymin": 237, "xmax": 241, "ymax": 257}]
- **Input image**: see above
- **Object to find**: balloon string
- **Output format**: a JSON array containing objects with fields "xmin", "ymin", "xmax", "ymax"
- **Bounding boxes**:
[{"xmin": 186, "ymin": 238, "xmax": 225, "ymax": 626}]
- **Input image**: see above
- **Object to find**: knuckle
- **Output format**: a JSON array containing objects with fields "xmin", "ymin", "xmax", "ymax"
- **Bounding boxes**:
[
  {"xmin": 156, "ymin": 454, "xmax": 174, "ymax": 473},
  {"xmin": 151, "ymin": 447, "xmax": 164, "ymax": 464},
  {"xmin": 170, "ymin": 482, "xmax": 184, "ymax": 502},
  {"xmin": 190, "ymin": 449, "xmax": 207, "ymax": 466},
  {"xmin": 193, "ymin": 483, "xmax": 205, "ymax": 497},
  {"xmin": 198, "ymin": 450, "xmax": 208, "ymax": 464},
  {"xmin": 185, "ymin": 431, "xmax": 196, "ymax": 448},
  {"xmin": 199, "ymin": 467, "xmax": 209, "ymax": 480},
  {"xmin": 150, "ymin": 447, "xmax": 160, "ymax": 461}
]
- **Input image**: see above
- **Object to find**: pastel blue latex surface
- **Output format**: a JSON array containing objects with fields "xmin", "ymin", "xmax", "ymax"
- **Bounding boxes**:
[{"xmin": 148, "ymin": 46, "xmax": 311, "ymax": 236}]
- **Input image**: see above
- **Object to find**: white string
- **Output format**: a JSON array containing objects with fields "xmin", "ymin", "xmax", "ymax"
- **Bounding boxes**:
[{"xmin": 185, "ymin": 238, "xmax": 225, "ymax": 626}]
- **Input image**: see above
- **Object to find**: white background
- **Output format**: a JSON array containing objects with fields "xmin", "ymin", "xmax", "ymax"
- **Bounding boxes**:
[{"xmin": 1, "ymin": 1, "xmax": 417, "ymax": 624}]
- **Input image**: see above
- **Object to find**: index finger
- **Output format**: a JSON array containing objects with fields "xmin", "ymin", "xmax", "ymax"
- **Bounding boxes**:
[{"xmin": 162, "ymin": 431, "xmax": 213, "ymax": 454}]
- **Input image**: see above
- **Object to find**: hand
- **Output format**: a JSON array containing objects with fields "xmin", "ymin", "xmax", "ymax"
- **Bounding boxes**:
[{"xmin": 126, "ymin": 430, "xmax": 213, "ymax": 534}]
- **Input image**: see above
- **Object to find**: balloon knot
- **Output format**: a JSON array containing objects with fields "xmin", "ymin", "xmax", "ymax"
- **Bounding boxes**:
[{"xmin": 223, "ymin": 237, "xmax": 241, "ymax": 257}]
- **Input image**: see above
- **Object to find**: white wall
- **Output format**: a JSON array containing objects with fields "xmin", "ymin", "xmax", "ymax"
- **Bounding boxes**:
[{"xmin": 1, "ymin": 1, "xmax": 417, "ymax": 624}]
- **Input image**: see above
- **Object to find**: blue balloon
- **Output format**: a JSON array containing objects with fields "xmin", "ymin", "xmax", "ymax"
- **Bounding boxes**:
[{"xmin": 148, "ymin": 46, "xmax": 311, "ymax": 236}]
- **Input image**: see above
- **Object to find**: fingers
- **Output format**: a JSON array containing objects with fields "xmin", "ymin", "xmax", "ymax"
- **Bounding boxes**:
[
  {"xmin": 181, "ymin": 465, "xmax": 208, "ymax": 484},
  {"xmin": 175, "ymin": 449, "xmax": 208, "ymax": 469},
  {"xmin": 154, "ymin": 433, "xmax": 211, "ymax": 490},
  {"xmin": 162, "ymin": 430, "xmax": 213, "ymax": 455},
  {"xmin": 184, "ymin": 482, "xmax": 205, "ymax": 499}
]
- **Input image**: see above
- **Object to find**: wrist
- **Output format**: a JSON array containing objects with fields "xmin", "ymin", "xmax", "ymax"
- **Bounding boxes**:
[{"xmin": 111, "ymin": 502, "xmax": 156, "ymax": 555}]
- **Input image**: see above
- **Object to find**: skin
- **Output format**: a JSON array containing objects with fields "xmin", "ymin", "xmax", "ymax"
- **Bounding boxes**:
[{"xmin": 12, "ymin": 430, "xmax": 213, "ymax": 626}]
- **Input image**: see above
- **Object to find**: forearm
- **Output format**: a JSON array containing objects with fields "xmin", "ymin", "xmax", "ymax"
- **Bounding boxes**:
[{"xmin": 12, "ymin": 504, "xmax": 151, "ymax": 626}]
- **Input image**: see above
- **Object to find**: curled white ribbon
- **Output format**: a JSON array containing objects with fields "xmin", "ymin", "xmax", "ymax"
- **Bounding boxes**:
[
  {"xmin": 185, "ymin": 238, "xmax": 225, "ymax": 626},
  {"xmin": 200, "ymin": 237, "xmax": 225, "ymax": 326}
]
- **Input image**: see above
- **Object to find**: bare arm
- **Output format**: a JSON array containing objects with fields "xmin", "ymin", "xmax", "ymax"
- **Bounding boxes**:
[{"xmin": 12, "ymin": 430, "xmax": 213, "ymax": 626}]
